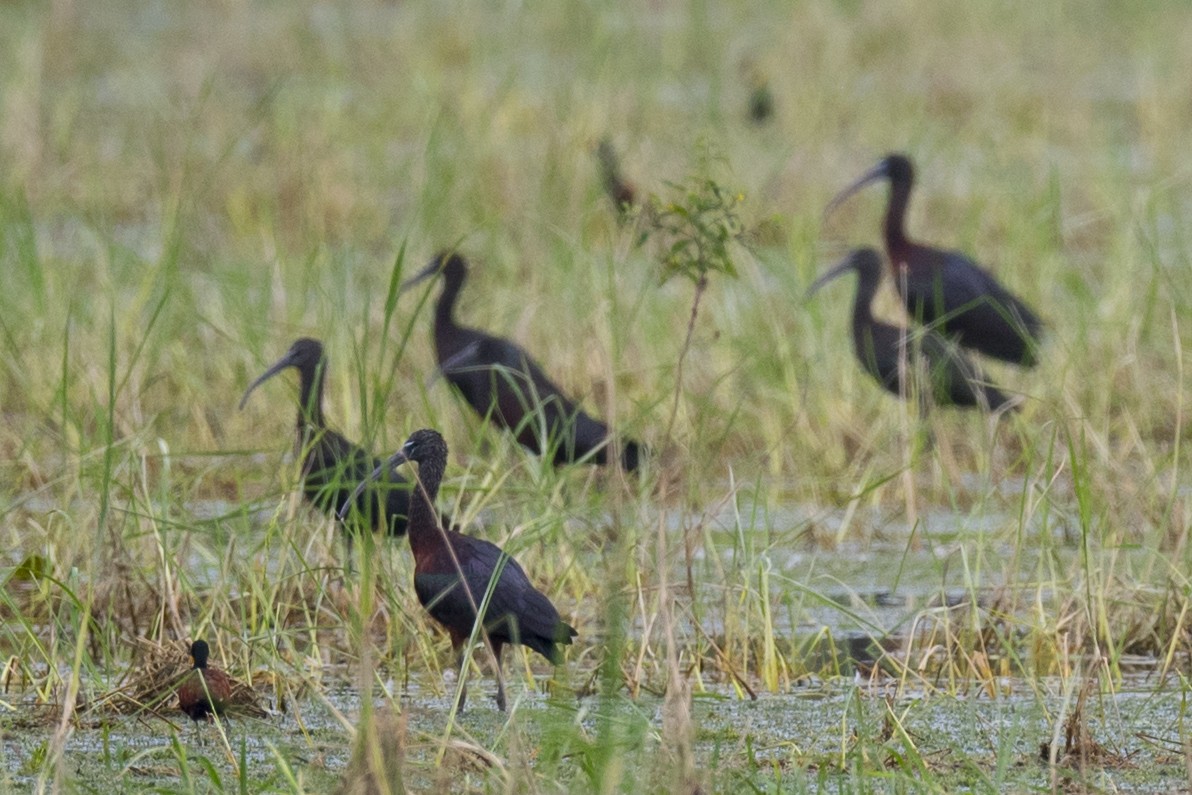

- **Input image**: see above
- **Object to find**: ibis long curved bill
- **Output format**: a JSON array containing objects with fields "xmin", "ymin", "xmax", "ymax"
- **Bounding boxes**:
[
  {"xmin": 806, "ymin": 254, "xmax": 862, "ymax": 299},
  {"xmin": 398, "ymin": 255, "xmax": 451, "ymax": 293},
  {"xmin": 339, "ymin": 450, "xmax": 409, "ymax": 522},
  {"xmin": 239, "ymin": 346, "xmax": 307, "ymax": 411},
  {"xmin": 823, "ymin": 160, "xmax": 891, "ymax": 219}
]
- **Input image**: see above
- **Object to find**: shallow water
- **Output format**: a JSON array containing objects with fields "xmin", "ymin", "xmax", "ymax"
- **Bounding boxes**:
[
  {"xmin": 3, "ymin": 482, "xmax": 1183, "ymax": 790},
  {"xmin": 2, "ymin": 672, "xmax": 1187, "ymax": 792}
]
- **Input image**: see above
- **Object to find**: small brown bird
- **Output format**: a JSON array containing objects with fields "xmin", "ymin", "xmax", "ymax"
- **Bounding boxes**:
[{"xmin": 177, "ymin": 640, "xmax": 233, "ymax": 722}]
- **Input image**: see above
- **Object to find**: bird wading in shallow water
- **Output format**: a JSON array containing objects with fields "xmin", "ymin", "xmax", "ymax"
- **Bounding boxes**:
[
  {"xmin": 177, "ymin": 640, "xmax": 233, "ymax": 722},
  {"xmin": 825, "ymin": 153, "xmax": 1044, "ymax": 366},
  {"xmin": 401, "ymin": 252, "xmax": 641, "ymax": 471},
  {"xmin": 240, "ymin": 338, "xmax": 431, "ymax": 562},
  {"xmin": 342, "ymin": 428, "xmax": 577, "ymax": 711},
  {"xmin": 808, "ymin": 249, "xmax": 1017, "ymax": 414}
]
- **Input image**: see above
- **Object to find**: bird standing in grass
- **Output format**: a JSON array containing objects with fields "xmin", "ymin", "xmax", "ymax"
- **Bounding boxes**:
[
  {"xmin": 825, "ymin": 153, "xmax": 1044, "ymax": 366},
  {"xmin": 177, "ymin": 640, "xmax": 232, "ymax": 722},
  {"xmin": 240, "ymin": 338, "xmax": 421, "ymax": 561},
  {"xmin": 808, "ymin": 249, "xmax": 1017, "ymax": 413},
  {"xmin": 342, "ymin": 428, "xmax": 577, "ymax": 711},
  {"xmin": 402, "ymin": 252, "xmax": 640, "ymax": 471}
]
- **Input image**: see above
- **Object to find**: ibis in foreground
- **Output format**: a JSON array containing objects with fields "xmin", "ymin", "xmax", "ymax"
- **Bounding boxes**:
[{"xmin": 342, "ymin": 428, "xmax": 577, "ymax": 711}]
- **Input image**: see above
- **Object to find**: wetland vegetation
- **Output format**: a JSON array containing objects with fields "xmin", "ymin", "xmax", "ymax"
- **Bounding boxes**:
[{"xmin": 1, "ymin": 0, "xmax": 1190, "ymax": 792}]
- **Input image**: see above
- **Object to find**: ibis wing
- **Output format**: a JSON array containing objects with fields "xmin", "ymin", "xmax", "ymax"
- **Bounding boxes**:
[
  {"xmin": 900, "ymin": 246, "xmax": 1043, "ymax": 365},
  {"xmin": 414, "ymin": 534, "xmax": 571, "ymax": 661},
  {"xmin": 441, "ymin": 331, "xmax": 615, "ymax": 463}
]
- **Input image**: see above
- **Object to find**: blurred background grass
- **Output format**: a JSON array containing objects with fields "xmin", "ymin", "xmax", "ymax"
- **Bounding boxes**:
[{"xmin": 1, "ymin": 0, "xmax": 1187, "ymax": 486}]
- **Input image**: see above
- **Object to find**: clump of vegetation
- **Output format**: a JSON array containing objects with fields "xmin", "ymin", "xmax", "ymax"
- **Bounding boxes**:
[
  {"xmin": 644, "ymin": 176, "xmax": 745, "ymax": 289},
  {"xmin": 635, "ymin": 156, "xmax": 749, "ymax": 443},
  {"xmin": 627, "ymin": 156, "xmax": 751, "ymax": 792}
]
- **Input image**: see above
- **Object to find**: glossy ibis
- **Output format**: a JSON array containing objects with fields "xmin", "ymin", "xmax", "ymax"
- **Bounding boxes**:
[
  {"xmin": 808, "ymin": 249, "xmax": 1017, "ymax": 413},
  {"xmin": 825, "ymin": 153, "xmax": 1043, "ymax": 366},
  {"xmin": 239, "ymin": 338, "xmax": 416, "ymax": 558},
  {"xmin": 402, "ymin": 252, "xmax": 640, "ymax": 471},
  {"xmin": 177, "ymin": 640, "xmax": 232, "ymax": 722},
  {"xmin": 341, "ymin": 428, "xmax": 577, "ymax": 711}
]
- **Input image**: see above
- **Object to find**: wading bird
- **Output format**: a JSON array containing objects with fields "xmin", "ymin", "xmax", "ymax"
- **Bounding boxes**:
[
  {"xmin": 239, "ymin": 338, "xmax": 417, "ymax": 558},
  {"xmin": 177, "ymin": 640, "xmax": 232, "ymax": 722},
  {"xmin": 808, "ymin": 249, "xmax": 1017, "ymax": 413},
  {"xmin": 402, "ymin": 252, "xmax": 640, "ymax": 471},
  {"xmin": 825, "ymin": 153, "xmax": 1043, "ymax": 366},
  {"xmin": 341, "ymin": 428, "xmax": 577, "ymax": 711}
]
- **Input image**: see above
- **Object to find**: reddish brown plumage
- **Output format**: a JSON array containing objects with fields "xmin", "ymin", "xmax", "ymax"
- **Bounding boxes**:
[
  {"xmin": 344, "ymin": 429, "xmax": 577, "ymax": 710},
  {"xmin": 177, "ymin": 640, "xmax": 233, "ymax": 722}
]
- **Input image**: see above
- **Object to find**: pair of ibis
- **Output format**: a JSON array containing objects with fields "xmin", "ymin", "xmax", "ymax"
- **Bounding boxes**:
[
  {"xmin": 238, "ymin": 252, "xmax": 631, "ymax": 708},
  {"xmin": 238, "ymin": 255, "xmax": 638, "ymax": 546},
  {"xmin": 811, "ymin": 153, "xmax": 1044, "ymax": 412}
]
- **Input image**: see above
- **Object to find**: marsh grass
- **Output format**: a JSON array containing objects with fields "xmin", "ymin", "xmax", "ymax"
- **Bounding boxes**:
[{"xmin": 1, "ymin": 0, "xmax": 1191, "ymax": 791}]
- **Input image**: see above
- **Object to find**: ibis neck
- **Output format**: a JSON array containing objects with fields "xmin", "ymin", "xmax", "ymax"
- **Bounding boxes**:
[
  {"xmin": 296, "ymin": 362, "xmax": 327, "ymax": 429},
  {"xmin": 851, "ymin": 281, "xmax": 879, "ymax": 332},
  {"xmin": 883, "ymin": 178, "xmax": 912, "ymax": 252},
  {"xmin": 407, "ymin": 456, "xmax": 447, "ymax": 554},
  {"xmin": 434, "ymin": 272, "xmax": 463, "ymax": 334}
]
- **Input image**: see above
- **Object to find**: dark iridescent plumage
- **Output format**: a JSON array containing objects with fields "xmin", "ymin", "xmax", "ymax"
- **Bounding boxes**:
[
  {"xmin": 403, "ymin": 253, "xmax": 640, "ymax": 471},
  {"xmin": 826, "ymin": 153, "xmax": 1044, "ymax": 366},
  {"xmin": 240, "ymin": 338, "xmax": 416, "ymax": 548},
  {"xmin": 809, "ymin": 249, "xmax": 1016, "ymax": 412}
]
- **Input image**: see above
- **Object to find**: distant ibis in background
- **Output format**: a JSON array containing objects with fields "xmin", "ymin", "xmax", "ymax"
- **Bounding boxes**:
[
  {"xmin": 177, "ymin": 640, "xmax": 232, "ymax": 722},
  {"xmin": 740, "ymin": 58, "xmax": 775, "ymax": 124},
  {"xmin": 747, "ymin": 81, "xmax": 775, "ymax": 124},
  {"xmin": 342, "ymin": 428, "xmax": 577, "ymax": 711},
  {"xmin": 239, "ymin": 337, "xmax": 419, "ymax": 558},
  {"xmin": 808, "ymin": 249, "xmax": 1017, "ymax": 413},
  {"xmin": 595, "ymin": 138, "xmax": 638, "ymax": 219},
  {"xmin": 825, "ymin": 153, "xmax": 1044, "ymax": 366},
  {"xmin": 402, "ymin": 252, "xmax": 641, "ymax": 471}
]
